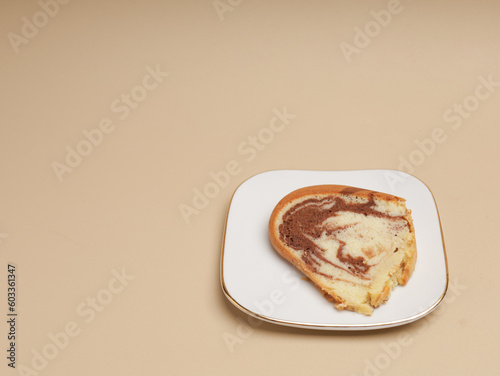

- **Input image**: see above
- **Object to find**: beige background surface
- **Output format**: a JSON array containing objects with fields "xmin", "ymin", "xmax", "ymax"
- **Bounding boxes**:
[{"xmin": 1, "ymin": 1, "xmax": 499, "ymax": 375}]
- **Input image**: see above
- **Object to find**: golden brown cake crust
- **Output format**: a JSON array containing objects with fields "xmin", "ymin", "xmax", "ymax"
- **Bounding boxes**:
[{"xmin": 268, "ymin": 185, "xmax": 417, "ymax": 315}]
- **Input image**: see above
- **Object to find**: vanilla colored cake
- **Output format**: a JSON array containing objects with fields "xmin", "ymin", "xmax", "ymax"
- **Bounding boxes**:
[{"xmin": 268, "ymin": 185, "xmax": 417, "ymax": 316}]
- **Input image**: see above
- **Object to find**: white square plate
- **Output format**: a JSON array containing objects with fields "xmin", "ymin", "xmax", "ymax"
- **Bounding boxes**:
[{"xmin": 220, "ymin": 169, "xmax": 448, "ymax": 330}]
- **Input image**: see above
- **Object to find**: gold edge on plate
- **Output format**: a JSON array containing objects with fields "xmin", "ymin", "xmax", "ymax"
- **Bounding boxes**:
[{"xmin": 219, "ymin": 169, "xmax": 450, "ymax": 331}]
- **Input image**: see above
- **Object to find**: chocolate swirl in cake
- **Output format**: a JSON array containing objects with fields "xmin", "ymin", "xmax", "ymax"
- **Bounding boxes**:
[{"xmin": 278, "ymin": 193, "xmax": 410, "ymax": 280}]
